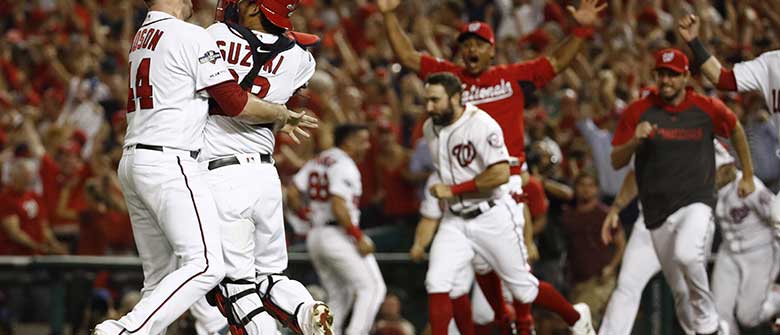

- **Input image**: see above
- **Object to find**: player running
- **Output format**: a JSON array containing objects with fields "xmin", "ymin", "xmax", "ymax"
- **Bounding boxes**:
[
  {"xmin": 611, "ymin": 48, "xmax": 754, "ymax": 335},
  {"xmin": 93, "ymin": 0, "xmax": 316, "ymax": 334},
  {"xmin": 289, "ymin": 124, "xmax": 387, "ymax": 335},
  {"xmin": 420, "ymin": 72, "xmax": 595, "ymax": 335},
  {"xmin": 378, "ymin": 0, "xmax": 606, "ymax": 332},
  {"xmin": 599, "ymin": 140, "xmax": 779, "ymax": 335}
]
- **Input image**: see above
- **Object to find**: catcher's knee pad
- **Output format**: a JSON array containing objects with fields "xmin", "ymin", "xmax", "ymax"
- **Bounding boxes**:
[
  {"xmin": 208, "ymin": 279, "xmax": 267, "ymax": 335},
  {"xmin": 257, "ymin": 274, "xmax": 305, "ymax": 334}
]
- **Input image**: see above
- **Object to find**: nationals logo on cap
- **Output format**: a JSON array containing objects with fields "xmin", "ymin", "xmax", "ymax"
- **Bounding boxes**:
[{"xmin": 654, "ymin": 48, "xmax": 689, "ymax": 73}]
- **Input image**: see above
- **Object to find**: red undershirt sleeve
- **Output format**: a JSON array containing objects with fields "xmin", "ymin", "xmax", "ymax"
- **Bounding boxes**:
[
  {"xmin": 716, "ymin": 68, "xmax": 738, "ymax": 91},
  {"xmin": 205, "ymin": 81, "xmax": 248, "ymax": 117}
]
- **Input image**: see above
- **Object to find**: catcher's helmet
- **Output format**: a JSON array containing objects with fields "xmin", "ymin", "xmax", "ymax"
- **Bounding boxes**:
[{"xmin": 215, "ymin": 0, "xmax": 299, "ymax": 30}]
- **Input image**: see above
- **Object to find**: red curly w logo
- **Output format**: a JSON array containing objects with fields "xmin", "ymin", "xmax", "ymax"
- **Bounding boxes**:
[{"xmin": 452, "ymin": 142, "xmax": 477, "ymax": 167}]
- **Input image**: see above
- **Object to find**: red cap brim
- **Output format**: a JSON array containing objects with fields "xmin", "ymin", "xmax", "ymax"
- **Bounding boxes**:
[
  {"xmin": 261, "ymin": 5, "xmax": 292, "ymax": 30},
  {"xmin": 288, "ymin": 31, "xmax": 320, "ymax": 47},
  {"xmin": 655, "ymin": 64, "xmax": 686, "ymax": 74}
]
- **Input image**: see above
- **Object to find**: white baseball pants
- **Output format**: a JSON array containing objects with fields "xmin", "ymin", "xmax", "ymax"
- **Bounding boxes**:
[
  {"xmin": 712, "ymin": 241, "xmax": 780, "ymax": 334},
  {"xmin": 204, "ymin": 159, "xmax": 319, "ymax": 333},
  {"xmin": 599, "ymin": 215, "xmax": 695, "ymax": 335},
  {"xmin": 307, "ymin": 226, "xmax": 386, "ymax": 335},
  {"xmin": 650, "ymin": 203, "xmax": 718, "ymax": 334},
  {"xmin": 427, "ymin": 196, "xmax": 537, "ymax": 303},
  {"xmin": 189, "ymin": 297, "xmax": 228, "ymax": 335},
  {"xmin": 97, "ymin": 147, "xmax": 226, "ymax": 335}
]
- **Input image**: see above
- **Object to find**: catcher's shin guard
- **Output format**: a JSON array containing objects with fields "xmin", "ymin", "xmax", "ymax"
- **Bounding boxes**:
[
  {"xmin": 257, "ymin": 274, "xmax": 305, "ymax": 334},
  {"xmin": 207, "ymin": 279, "xmax": 267, "ymax": 335}
]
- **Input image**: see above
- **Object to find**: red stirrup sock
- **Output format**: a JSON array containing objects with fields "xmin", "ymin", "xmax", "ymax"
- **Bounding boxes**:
[
  {"xmin": 533, "ymin": 281, "xmax": 580, "ymax": 326},
  {"xmin": 513, "ymin": 301, "xmax": 536, "ymax": 335},
  {"xmin": 451, "ymin": 294, "xmax": 475, "ymax": 335},
  {"xmin": 428, "ymin": 293, "xmax": 453, "ymax": 335},
  {"xmin": 476, "ymin": 271, "xmax": 507, "ymax": 322}
]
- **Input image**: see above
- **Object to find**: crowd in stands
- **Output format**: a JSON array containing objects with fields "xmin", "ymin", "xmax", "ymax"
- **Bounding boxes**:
[{"xmin": 2, "ymin": 0, "xmax": 780, "ymax": 333}]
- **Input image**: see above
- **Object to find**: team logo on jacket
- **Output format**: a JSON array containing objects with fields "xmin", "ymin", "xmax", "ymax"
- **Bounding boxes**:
[{"xmin": 452, "ymin": 142, "xmax": 477, "ymax": 167}]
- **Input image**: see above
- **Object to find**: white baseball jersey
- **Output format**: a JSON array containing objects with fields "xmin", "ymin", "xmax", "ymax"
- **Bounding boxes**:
[
  {"xmin": 124, "ymin": 11, "xmax": 233, "ymax": 151},
  {"xmin": 715, "ymin": 171, "xmax": 776, "ymax": 252},
  {"xmin": 202, "ymin": 23, "xmax": 316, "ymax": 159},
  {"xmin": 293, "ymin": 147, "xmax": 362, "ymax": 227},
  {"xmin": 733, "ymin": 50, "xmax": 780, "ymax": 134},
  {"xmin": 423, "ymin": 104, "xmax": 510, "ymax": 212}
]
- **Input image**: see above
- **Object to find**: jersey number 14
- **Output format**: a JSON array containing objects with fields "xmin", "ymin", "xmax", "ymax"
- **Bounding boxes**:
[{"xmin": 127, "ymin": 58, "xmax": 154, "ymax": 112}]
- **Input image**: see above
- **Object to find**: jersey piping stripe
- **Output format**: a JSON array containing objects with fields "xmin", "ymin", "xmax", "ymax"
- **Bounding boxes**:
[
  {"xmin": 119, "ymin": 156, "xmax": 211, "ymax": 334},
  {"xmin": 140, "ymin": 17, "xmax": 173, "ymax": 28},
  {"xmin": 501, "ymin": 201, "xmax": 528, "ymax": 262}
]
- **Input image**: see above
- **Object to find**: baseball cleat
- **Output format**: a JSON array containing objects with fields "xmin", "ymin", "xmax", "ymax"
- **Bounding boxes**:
[
  {"xmin": 570, "ymin": 303, "xmax": 595, "ymax": 335},
  {"xmin": 311, "ymin": 302, "xmax": 334, "ymax": 335}
]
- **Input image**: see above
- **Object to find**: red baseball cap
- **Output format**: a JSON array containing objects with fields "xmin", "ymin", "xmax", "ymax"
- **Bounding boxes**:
[
  {"xmin": 457, "ymin": 21, "xmax": 495, "ymax": 46},
  {"xmin": 260, "ymin": 0, "xmax": 299, "ymax": 30},
  {"xmin": 654, "ymin": 48, "xmax": 689, "ymax": 73}
]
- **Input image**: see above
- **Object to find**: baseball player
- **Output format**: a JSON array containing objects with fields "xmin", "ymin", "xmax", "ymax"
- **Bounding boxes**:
[
  {"xmin": 289, "ymin": 124, "xmax": 387, "ymax": 335},
  {"xmin": 411, "ymin": 174, "xmax": 522, "ymax": 335},
  {"xmin": 379, "ymin": 0, "xmax": 606, "ymax": 331},
  {"xmin": 611, "ymin": 48, "xmax": 754, "ymax": 335},
  {"xmin": 420, "ymin": 72, "xmax": 595, "ymax": 335},
  {"xmin": 599, "ymin": 140, "xmax": 776, "ymax": 335},
  {"xmin": 409, "ymin": 173, "xmax": 478, "ymax": 335},
  {"xmin": 711, "ymin": 142, "xmax": 780, "ymax": 334},
  {"xmin": 191, "ymin": 1, "xmax": 331, "ymax": 334},
  {"xmin": 598, "ymin": 170, "xmax": 693, "ymax": 335},
  {"xmin": 93, "ymin": 0, "xmax": 315, "ymax": 333},
  {"xmin": 678, "ymin": 14, "xmax": 780, "ymax": 224}
]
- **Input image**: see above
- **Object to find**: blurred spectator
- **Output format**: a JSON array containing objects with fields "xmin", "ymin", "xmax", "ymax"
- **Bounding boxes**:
[
  {"xmin": 372, "ymin": 291, "xmax": 415, "ymax": 335},
  {"xmin": 40, "ymin": 137, "xmax": 92, "ymax": 252},
  {"xmin": 376, "ymin": 122, "xmax": 424, "ymax": 226},
  {"xmin": 561, "ymin": 173, "xmax": 625, "ymax": 328},
  {"xmin": 571, "ymin": 89, "xmax": 630, "ymax": 201},
  {"xmin": 522, "ymin": 174, "xmax": 549, "ymax": 237},
  {"xmin": 0, "ymin": 159, "xmax": 66, "ymax": 255}
]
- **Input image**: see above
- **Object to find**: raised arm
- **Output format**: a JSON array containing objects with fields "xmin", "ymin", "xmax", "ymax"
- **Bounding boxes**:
[
  {"xmin": 678, "ymin": 14, "xmax": 734, "ymax": 90},
  {"xmin": 546, "ymin": 0, "xmax": 607, "ymax": 73},
  {"xmin": 378, "ymin": 0, "xmax": 423, "ymax": 72}
]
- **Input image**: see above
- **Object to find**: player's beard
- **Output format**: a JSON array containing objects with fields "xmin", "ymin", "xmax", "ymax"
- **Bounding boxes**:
[
  {"xmin": 659, "ymin": 84, "xmax": 683, "ymax": 103},
  {"xmin": 431, "ymin": 102, "xmax": 455, "ymax": 126}
]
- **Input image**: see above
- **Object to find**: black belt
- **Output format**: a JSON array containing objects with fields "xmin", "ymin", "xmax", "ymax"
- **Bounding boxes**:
[
  {"xmin": 451, "ymin": 200, "xmax": 496, "ymax": 220},
  {"xmin": 136, "ymin": 143, "xmax": 199, "ymax": 159},
  {"xmin": 207, "ymin": 154, "xmax": 272, "ymax": 170},
  {"xmin": 326, "ymin": 221, "xmax": 339, "ymax": 226}
]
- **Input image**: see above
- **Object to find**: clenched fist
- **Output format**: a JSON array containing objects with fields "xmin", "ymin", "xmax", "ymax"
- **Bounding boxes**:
[
  {"xmin": 677, "ymin": 14, "xmax": 700, "ymax": 43},
  {"xmin": 634, "ymin": 121, "xmax": 656, "ymax": 141}
]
